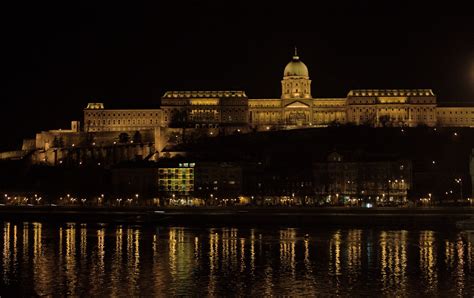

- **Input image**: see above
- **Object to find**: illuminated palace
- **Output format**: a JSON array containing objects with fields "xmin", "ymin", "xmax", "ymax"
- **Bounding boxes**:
[
  {"xmin": 3, "ymin": 49, "xmax": 474, "ymax": 164},
  {"xmin": 84, "ymin": 49, "xmax": 474, "ymax": 136}
]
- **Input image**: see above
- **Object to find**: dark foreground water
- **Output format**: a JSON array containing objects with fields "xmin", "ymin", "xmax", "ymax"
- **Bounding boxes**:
[{"xmin": 0, "ymin": 222, "xmax": 473, "ymax": 296}]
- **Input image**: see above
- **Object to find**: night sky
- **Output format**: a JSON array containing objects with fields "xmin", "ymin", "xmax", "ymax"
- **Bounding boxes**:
[{"xmin": 2, "ymin": 1, "xmax": 473, "ymax": 150}]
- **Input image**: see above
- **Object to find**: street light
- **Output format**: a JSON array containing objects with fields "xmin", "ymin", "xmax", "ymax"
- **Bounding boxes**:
[{"xmin": 455, "ymin": 178, "xmax": 463, "ymax": 202}]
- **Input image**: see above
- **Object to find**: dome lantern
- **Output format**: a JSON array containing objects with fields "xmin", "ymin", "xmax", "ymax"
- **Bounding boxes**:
[{"xmin": 283, "ymin": 47, "xmax": 309, "ymax": 77}]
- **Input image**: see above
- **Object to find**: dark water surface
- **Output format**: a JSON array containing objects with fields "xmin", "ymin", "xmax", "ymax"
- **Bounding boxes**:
[{"xmin": 0, "ymin": 222, "xmax": 472, "ymax": 296}]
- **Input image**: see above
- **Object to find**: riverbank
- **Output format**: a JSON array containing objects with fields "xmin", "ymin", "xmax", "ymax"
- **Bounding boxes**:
[{"xmin": 0, "ymin": 206, "xmax": 473, "ymax": 228}]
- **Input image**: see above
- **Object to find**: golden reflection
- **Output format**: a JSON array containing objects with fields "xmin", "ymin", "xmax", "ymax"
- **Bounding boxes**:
[
  {"xmin": 3, "ymin": 225, "xmax": 472, "ymax": 296},
  {"xmin": 132, "ymin": 229, "xmax": 141, "ymax": 291},
  {"xmin": 302, "ymin": 237, "xmax": 316, "ymax": 292},
  {"xmin": 125, "ymin": 227, "xmax": 140, "ymax": 294},
  {"xmin": 23, "ymin": 223, "xmax": 29, "ymax": 260},
  {"xmin": 455, "ymin": 235, "xmax": 465, "ymax": 295},
  {"xmin": 222, "ymin": 228, "xmax": 229, "ymax": 270},
  {"xmin": 419, "ymin": 231, "xmax": 438, "ymax": 292},
  {"xmin": 58, "ymin": 226, "xmax": 63, "ymax": 288},
  {"xmin": 379, "ymin": 231, "xmax": 408, "ymax": 291},
  {"xmin": 134, "ymin": 229, "xmax": 140, "ymax": 268},
  {"xmin": 467, "ymin": 237, "xmax": 472, "ymax": 271},
  {"xmin": 33, "ymin": 223, "xmax": 42, "ymax": 257},
  {"xmin": 89, "ymin": 227, "xmax": 105, "ymax": 295},
  {"xmin": 240, "ymin": 238, "xmax": 246, "ymax": 273},
  {"xmin": 263, "ymin": 261, "xmax": 274, "ymax": 296},
  {"xmin": 230, "ymin": 228, "xmax": 238, "ymax": 269},
  {"xmin": 152, "ymin": 229, "xmax": 166, "ymax": 293},
  {"xmin": 279, "ymin": 228, "xmax": 296, "ymax": 277},
  {"xmin": 169, "ymin": 228, "xmax": 177, "ymax": 277},
  {"xmin": 208, "ymin": 229, "xmax": 219, "ymax": 296},
  {"xmin": 398, "ymin": 230, "xmax": 408, "ymax": 292},
  {"xmin": 194, "ymin": 236, "xmax": 200, "ymax": 264},
  {"xmin": 65, "ymin": 223, "xmax": 76, "ymax": 296},
  {"xmin": 304, "ymin": 239, "xmax": 309, "ymax": 264},
  {"xmin": 346, "ymin": 229, "xmax": 362, "ymax": 274},
  {"xmin": 221, "ymin": 228, "xmax": 239, "ymax": 271},
  {"xmin": 110, "ymin": 225, "xmax": 123, "ymax": 298},
  {"xmin": 3, "ymin": 222, "xmax": 11, "ymax": 283},
  {"xmin": 12, "ymin": 224, "xmax": 17, "ymax": 270},
  {"xmin": 380, "ymin": 231, "xmax": 388, "ymax": 286},
  {"xmin": 250, "ymin": 229, "xmax": 255, "ymax": 276},
  {"xmin": 153, "ymin": 233, "xmax": 158, "ymax": 256},
  {"xmin": 445, "ymin": 239, "xmax": 455, "ymax": 268},
  {"xmin": 80, "ymin": 224, "xmax": 87, "ymax": 265},
  {"xmin": 168, "ymin": 227, "xmax": 193, "ymax": 294},
  {"xmin": 329, "ymin": 230, "xmax": 342, "ymax": 276},
  {"xmin": 97, "ymin": 228, "xmax": 105, "ymax": 276},
  {"xmin": 33, "ymin": 222, "xmax": 51, "ymax": 296}
]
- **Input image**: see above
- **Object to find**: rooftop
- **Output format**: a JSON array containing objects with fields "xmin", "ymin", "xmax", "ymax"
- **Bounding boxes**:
[
  {"xmin": 162, "ymin": 91, "xmax": 247, "ymax": 98},
  {"xmin": 348, "ymin": 89, "xmax": 435, "ymax": 97}
]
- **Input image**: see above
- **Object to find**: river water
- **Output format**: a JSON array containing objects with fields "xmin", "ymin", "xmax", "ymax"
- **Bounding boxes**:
[{"xmin": 0, "ymin": 222, "xmax": 472, "ymax": 296}]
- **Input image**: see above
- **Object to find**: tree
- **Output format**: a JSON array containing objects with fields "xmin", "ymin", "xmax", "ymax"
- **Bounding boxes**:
[
  {"xmin": 169, "ymin": 109, "xmax": 190, "ymax": 144},
  {"xmin": 119, "ymin": 132, "xmax": 130, "ymax": 143},
  {"xmin": 133, "ymin": 131, "xmax": 142, "ymax": 143},
  {"xmin": 416, "ymin": 122, "xmax": 428, "ymax": 128},
  {"xmin": 379, "ymin": 115, "xmax": 391, "ymax": 127},
  {"xmin": 52, "ymin": 136, "xmax": 62, "ymax": 148},
  {"xmin": 85, "ymin": 133, "xmax": 94, "ymax": 146},
  {"xmin": 362, "ymin": 114, "xmax": 377, "ymax": 127}
]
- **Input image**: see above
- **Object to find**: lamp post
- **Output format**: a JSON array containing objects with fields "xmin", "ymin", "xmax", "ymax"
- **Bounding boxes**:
[{"xmin": 455, "ymin": 178, "xmax": 463, "ymax": 202}]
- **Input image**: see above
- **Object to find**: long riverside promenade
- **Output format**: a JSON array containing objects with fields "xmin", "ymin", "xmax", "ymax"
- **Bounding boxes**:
[{"xmin": 0, "ymin": 206, "xmax": 473, "ymax": 228}]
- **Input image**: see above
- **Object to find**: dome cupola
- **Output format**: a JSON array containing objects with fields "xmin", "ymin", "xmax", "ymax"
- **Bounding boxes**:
[
  {"xmin": 283, "ymin": 48, "xmax": 309, "ymax": 77},
  {"xmin": 281, "ymin": 48, "xmax": 312, "ymax": 99}
]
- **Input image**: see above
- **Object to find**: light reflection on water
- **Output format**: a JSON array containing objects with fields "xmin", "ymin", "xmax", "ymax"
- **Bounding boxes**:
[{"xmin": 0, "ymin": 222, "xmax": 473, "ymax": 296}]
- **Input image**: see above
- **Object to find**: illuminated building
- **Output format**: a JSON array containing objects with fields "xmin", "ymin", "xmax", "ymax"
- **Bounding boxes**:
[
  {"xmin": 157, "ymin": 162, "xmax": 195, "ymax": 197},
  {"xmin": 84, "ymin": 103, "xmax": 161, "ymax": 132},
  {"xmin": 82, "ymin": 49, "xmax": 474, "ymax": 135},
  {"xmin": 160, "ymin": 91, "xmax": 249, "ymax": 129},
  {"xmin": 313, "ymin": 152, "xmax": 412, "ymax": 205},
  {"xmin": 2, "ymin": 48, "xmax": 474, "ymax": 164},
  {"xmin": 194, "ymin": 162, "xmax": 243, "ymax": 198},
  {"xmin": 248, "ymin": 49, "xmax": 449, "ymax": 128}
]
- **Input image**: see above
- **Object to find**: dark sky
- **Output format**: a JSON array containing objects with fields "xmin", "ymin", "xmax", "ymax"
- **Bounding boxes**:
[{"xmin": 2, "ymin": 1, "xmax": 474, "ymax": 150}]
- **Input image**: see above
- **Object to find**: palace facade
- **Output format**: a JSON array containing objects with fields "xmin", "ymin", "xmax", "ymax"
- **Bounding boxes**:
[
  {"xmin": 2, "ymin": 49, "xmax": 474, "ymax": 165},
  {"xmin": 83, "ymin": 49, "xmax": 474, "ymax": 135}
]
